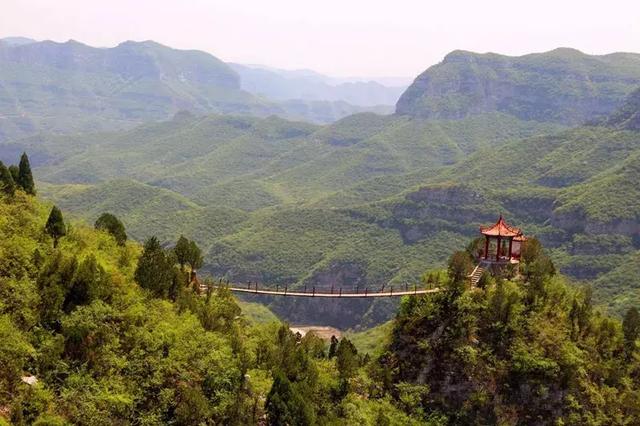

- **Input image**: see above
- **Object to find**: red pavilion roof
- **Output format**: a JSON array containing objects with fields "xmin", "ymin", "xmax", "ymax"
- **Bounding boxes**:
[{"xmin": 480, "ymin": 215, "xmax": 522, "ymax": 238}]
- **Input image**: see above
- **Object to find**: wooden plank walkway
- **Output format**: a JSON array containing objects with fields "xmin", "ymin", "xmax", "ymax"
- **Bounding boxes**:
[{"xmin": 212, "ymin": 286, "xmax": 442, "ymax": 298}]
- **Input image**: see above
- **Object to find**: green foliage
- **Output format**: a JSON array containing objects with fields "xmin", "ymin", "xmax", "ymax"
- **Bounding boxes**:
[
  {"xmin": 0, "ymin": 160, "xmax": 16, "ymax": 196},
  {"xmin": 623, "ymin": 307, "xmax": 640, "ymax": 356},
  {"xmin": 94, "ymin": 213, "xmax": 127, "ymax": 246},
  {"xmin": 134, "ymin": 236, "xmax": 175, "ymax": 298},
  {"xmin": 265, "ymin": 372, "xmax": 314, "ymax": 426},
  {"xmin": 17, "ymin": 152, "xmax": 36, "ymax": 195},
  {"xmin": 336, "ymin": 338, "xmax": 360, "ymax": 381},
  {"xmin": 381, "ymin": 239, "xmax": 640, "ymax": 424},
  {"xmin": 8, "ymin": 164, "xmax": 19, "ymax": 184},
  {"xmin": 44, "ymin": 206, "xmax": 66, "ymax": 248},
  {"xmin": 173, "ymin": 235, "xmax": 203, "ymax": 271},
  {"xmin": 447, "ymin": 251, "xmax": 472, "ymax": 289}
]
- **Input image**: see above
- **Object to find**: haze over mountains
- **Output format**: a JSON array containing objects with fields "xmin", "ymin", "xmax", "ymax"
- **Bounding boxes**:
[
  {"xmin": 0, "ymin": 37, "xmax": 402, "ymax": 141},
  {"xmin": 1, "ymin": 38, "xmax": 640, "ymax": 327}
]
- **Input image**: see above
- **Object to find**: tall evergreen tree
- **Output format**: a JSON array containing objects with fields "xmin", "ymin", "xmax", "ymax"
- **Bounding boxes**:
[
  {"xmin": 45, "ymin": 206, "xmax": 66, "ymax": 248},
  {"xmin": 174, "ymin": 236, "xmax": 204, "ymax": 271},
  {"xmin": 95, "ymin": 213, "xmax": 127, "ymax": 246},
  {"xmin": 134, "ymin": 236, "xmax": 175, "ymax": 298},
  {"xmin": 0, "ymin": 161, "xmax": 16, "ymax": 196},
  {"xmin": 17, "ymin": 152, "xmax": 36, "ymax": 195},
  {"xmin": 335, "ymin": 338, "xmax": 359, "ymax": 381},
  {"xmin": 174, "ymin": 235, "xmax": 191, "ymax": 270},
  {"xmin": 8, "ymin": 165, "xmax": 18, "ymax": 184},
  {"xmin": 265, "ymin": 372, "xmax": 313, "ymax": 426},
  {"xmin": 187, "ymin": 240, "xmax": 203, "ymax": 270}
]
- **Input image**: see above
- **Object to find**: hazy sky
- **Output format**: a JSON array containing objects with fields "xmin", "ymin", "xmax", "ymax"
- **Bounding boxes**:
[{"xmin": 2, "ymin": 0, "xmax": 639, "ymax": 78}]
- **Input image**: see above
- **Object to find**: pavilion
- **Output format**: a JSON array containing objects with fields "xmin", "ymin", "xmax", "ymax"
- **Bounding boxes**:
[{"xmin": 479, "ymin": 215, "xmax": 527, "ymax": 263}]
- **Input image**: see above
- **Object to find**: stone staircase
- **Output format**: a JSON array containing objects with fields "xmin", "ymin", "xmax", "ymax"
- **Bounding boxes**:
[{"xmin": 469, "ymin": 264, "xmax": 485, "ymax": 287}]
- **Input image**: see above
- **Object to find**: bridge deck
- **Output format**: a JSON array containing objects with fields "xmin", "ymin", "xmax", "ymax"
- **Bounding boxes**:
[{"xmin": 216, "ymin": 286, "xmax": 441, "ymax": 298}]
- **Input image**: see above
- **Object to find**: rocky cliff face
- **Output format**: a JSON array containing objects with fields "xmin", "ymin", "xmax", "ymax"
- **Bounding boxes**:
[{"xmin": 396, "ymin": 49, "xmax": 640, "ymax": 125}]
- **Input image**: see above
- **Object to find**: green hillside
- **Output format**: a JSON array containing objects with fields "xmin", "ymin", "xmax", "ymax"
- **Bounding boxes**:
[
  {"xmin": 397, "ymin": 48, "xmax": 640, "ymax": 124},
  {"xmin": 2, "ymin": 186, "xmax": 639, "ymax": 424},
  {"xmin": 26, "ymin": 92, "xmax": 640, "ymax": 324}
]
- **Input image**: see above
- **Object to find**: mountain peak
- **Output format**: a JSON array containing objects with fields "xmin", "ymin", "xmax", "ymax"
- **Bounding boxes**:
[{"xmin": 396, "ymin": 49, "xmax": 640, "ymax": 124}]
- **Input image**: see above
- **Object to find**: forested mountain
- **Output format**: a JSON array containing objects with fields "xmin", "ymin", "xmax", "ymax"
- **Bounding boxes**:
[
  {"xmin": 1, "ymin": 184, "xmax": 639, "ymax": 424},
  {"xmin": 2, "ymin": 47, "xmax": 640, "ymax": 328},
  {"xmin": 397, "ymin": 48, "xmax": 640, "ymax": 124},
  {"xmin": 0, "ymin": 38, "xmax": 393, "ymax": 142}
]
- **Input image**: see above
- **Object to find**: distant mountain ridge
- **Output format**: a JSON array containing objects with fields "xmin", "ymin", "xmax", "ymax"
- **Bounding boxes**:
[
  {"xmin": 397, "ymin": 48, "xmax": 640, "ymax": 124},
  {"xmin": 230, "ymin": 63, "xmax": 407, "ymax": 106},
  {"xmin": 0, "ymin": 37, "xmax": 395, "ymax": 141}
]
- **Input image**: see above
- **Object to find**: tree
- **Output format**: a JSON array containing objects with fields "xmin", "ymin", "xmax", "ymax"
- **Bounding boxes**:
[
  {"xmin": 134, "ymin": 236, "xmax": 175, "ymax": 298},
  {"xmin": 45, "ymin": 206, "xmax": 66, "ymax": 248},
  {"xmin": 623, "ymin": 307, "xmax": 640, "ymax": 357},
  {"xmin": 265, "ymin": 372, "xmax": 313, "ymax": 426},
  {"xmin": 8, "ymin": 164, "xmax": 19, "ymax": 183},
  {"xmin": 17, "ymin": 152, "xmax": 36, "ymax": 195},
  {"xmin": 328, "ymin": 335, "xmax": 339, "ymax": 358},
  {"xmin": 187, "ymin": 240, "xmax": 203, "ymax": 270},
  {"xmin": 521, "ymin": 237, "xmax": 542, "ymax": 264},
  {"xmin": 94, "ymin": 213, "xmax": 127, "ymax": 246},
  {"xmin": 0, "ymin": 160, "xmax": 16, "ymax": 196},
  {"xmin": 174, "ymin": 235, "xmax": 191, "ymax": 270},
  {"xmin": 63, "ymin": 255, "xmax": 105, "ymax": 313},
  {"xmin": 335, "ymin": 338, "xmax": 359, "ymax": 381},
  {"xmin": 174, "ymin": 236, "xmax": 204, "ymax": 271}
]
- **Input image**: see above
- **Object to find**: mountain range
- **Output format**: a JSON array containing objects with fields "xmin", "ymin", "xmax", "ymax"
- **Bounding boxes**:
[
  {"xmin": 0, "ymin": 37, "xmax": 402, "ymax": 142},
  {"xmin": 1, "ymin": 41, "xmax": 640, "ymax": 327}
]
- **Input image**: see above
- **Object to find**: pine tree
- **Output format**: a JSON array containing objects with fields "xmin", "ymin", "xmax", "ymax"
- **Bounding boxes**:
[
  {"xmin": 45, "ymin": 206, "xmax": 66, "ymax": 248},
  {"xmin": 335, "ymin": 338, "xmax": 359, "ymax": 381},
  {"xmin": 0, "ymin": 160, "xmax": 16, "ymax": 196},
  {"xmin": 174, "ymin": 236, "xmax": 203, "ymax": 271},
  {"xmin": 17, "ymin": 152, "xmax": 36, "ymax": 195},
  {"xmin": 95, "ymin": 213, "xmax": 127, "ymax": 246},
  {"xmin": 134, "ymin": 236, "xmax": 175, "ymax": 298},
  {"xmin": 187, "ymin": 240, "xmax": 203, "ymax": 270},
  {"xmin": 174, "ymin": 235, "xmax": 191, "ymax": 270},
  {"xmin": 265, "ymin": 372, "xmax": 313, "ymax": 426}
]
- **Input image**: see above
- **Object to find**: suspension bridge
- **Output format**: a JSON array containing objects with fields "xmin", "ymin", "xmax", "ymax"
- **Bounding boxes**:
[{"xmin": 203, "ymin": 280, "xmax": 442, "ymax": 298}]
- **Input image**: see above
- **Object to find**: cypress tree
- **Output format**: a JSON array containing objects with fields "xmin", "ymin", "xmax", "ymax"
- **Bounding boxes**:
[
  {"xmin": 0, "ymin": 160, "xmax": 16, "ymax": 196},
  {"xmin": 265, "ymin": 372, "xmax": 313, "ymax": 426},
  {"xmin": 187, "ymin": 240, "xmax": 203, "ymax": 270},
  {"xmin": 135, "ymin": 236, "xmax": 175, "ymax": 298},
  {"xmin": 17, "ymin": 152, "xmax": 36, "ymax": 195},
  {"xmin": 95, "ymin": 212, "xmax": 127, "ymax": 246},
  {"xmin": 174, "ymin": 235, "xmax": 191, "ymax": 270},
  {"xmin": 45, "ymin": 206, "xmax": 66, "ymax": 248}
]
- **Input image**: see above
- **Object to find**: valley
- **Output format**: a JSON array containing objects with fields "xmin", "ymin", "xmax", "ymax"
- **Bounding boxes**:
[
  {"xmin": 2, "ymin": 46, "xmax": 638, "ymax": 327},
  {"xmin": 1, "ymin": 6, "xmax": 640, "ymax": 420}
]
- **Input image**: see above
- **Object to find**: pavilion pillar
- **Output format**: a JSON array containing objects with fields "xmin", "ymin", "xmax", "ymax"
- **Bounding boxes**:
[
  {"xmin": 508, "ymin": 238, "xmax": 513, "ymax": 260},
  {"xmin": 484, "ymin": 236, "xmax": 489, "ymax": 260},
  {"xmin": 496, "ymin": 236, "xmax": 501, "ymax": 261}
]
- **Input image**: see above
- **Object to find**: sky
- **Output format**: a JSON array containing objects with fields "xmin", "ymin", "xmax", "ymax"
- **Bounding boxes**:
[{"xmin": 1, "ymin": 0, "xmax": 639, "ymax": 78}]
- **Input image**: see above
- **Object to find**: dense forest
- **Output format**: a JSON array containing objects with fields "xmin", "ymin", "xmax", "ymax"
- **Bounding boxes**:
[{"xmin": 1, "ymin": 155, "xmax": 639, "ymax": 425}]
